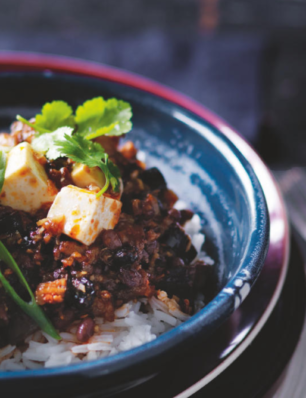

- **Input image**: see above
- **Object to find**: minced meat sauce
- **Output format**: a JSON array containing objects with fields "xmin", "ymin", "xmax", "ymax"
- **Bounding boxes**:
[{"xmin": 0, "ymin": 133, "xmax": 214, "ymax": 346}]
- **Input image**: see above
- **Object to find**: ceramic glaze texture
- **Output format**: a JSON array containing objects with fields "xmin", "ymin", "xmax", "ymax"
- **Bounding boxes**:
[{"xmin": 0, "ymin": 66, "xmax": 269, "ymax": 396}]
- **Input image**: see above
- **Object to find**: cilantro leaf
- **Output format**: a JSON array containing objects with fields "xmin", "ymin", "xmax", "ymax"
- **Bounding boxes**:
[
  {"xmin": 54, "ymin": 133, "xmax": 106, "ymax": 167},
  {"xmin": 17, "ymin": 97, "xmax": 132, "ymax": 140},
  {"xmin": 75, "ymin": 97, "xmax": 105, "ymax": 136},
  {"xmin": 31, "ymin": 127, "xmax": 74, "ymax": 160},
  {"xmin": 75, "ymin": 97, "xmax": 132, "ymax": 139},
  {"xmin": 15, "ymin": 96, "xmax": 130, "ymax": 196},
  {"xmin": 0, "ymin": 151, "xmax": 7, "ymax": 194},
  {"xmin": 17, "ymin": 101, "xmax": 75, "ymax": 135},
  {"xmin": 54, "ymin": 134, "xmax": 121, "ymax": 196},
  {"xmin": 35, "ymin": 101, "xmax": 75, "ymax": 133}
]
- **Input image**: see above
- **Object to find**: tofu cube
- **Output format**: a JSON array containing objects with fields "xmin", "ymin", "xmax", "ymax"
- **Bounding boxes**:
[
  {"xmin": 71, "ymin": 163, "xmax": 105, "ymax": 189},
  {"xmin": 0, "ymin": 142, "xmax": 58, "ymax": 213},
  {"xmin": 47, "ymin": 185, "xmax": 122, "ymax": 246}
]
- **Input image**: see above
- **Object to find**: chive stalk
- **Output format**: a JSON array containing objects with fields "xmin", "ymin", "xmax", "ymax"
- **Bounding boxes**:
[{"xmin": 0, "ymin": 241, "xmax": 61, "ymax": 340}]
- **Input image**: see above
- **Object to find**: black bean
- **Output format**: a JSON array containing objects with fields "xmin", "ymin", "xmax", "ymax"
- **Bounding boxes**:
[
  {"xmin": 77, "ymin": 317, "xmax": 95, "ymax": 342},
  {"xmin": 0, "ymin": 208, "xmax": 23, "ymax": 235},
  {"xmin": 141, "ymin": 167, "xmax": 167, "ymax": 190},
  {"xmin": 160, "ymin": 225, "xmax": 190, "ymax": 256},
  {"xmin": 113, "ymin": 247, "xmax": 138, "ymax": 268},
  {"xmin": 66, "ymin": 276, "xmax": 95, "ymax": 309},
  {"xmin": 183, "ymin": 245, "xmax": 198, "ymax": 263}
]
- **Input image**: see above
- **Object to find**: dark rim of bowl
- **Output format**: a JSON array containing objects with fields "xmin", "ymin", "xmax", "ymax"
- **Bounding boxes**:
[{"xmin": 0, "ymin": 52, "xmax": 269, "ymax": 380}]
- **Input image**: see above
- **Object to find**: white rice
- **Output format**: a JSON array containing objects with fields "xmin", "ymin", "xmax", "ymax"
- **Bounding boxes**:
[{"xmin": 0, "ymin": 213, "xmax": 213, "ymax": 371}]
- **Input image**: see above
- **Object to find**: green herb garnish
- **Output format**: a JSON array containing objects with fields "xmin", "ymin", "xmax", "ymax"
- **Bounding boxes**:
[
  {"xmin": 75, "ymin": 97, "xmax": 132, "ymax": 139},
  {"xmin": 54, "ymin": 134, "xmax": 121, "ymax": 196},
  {"xmin": 0, "ymin": 151, "xmax": 6, "ymax": 194},
  {"xmin": 17, "ymin": 101, "xmax": 75, "ymax": 135},
  {"xmin": 17, "ymin": 96, "xmax": 132, "ymax": 196},
  {"xmin": 32, "ymin": 128, "xmax": 120, "ymax": 195},
  {"xmin": 0, "ymin": 241, "xmax": 61, "ymax": 339},
  {"xmin": 17, "ymin": 97, "xmax": 132, "ymax": 139}
]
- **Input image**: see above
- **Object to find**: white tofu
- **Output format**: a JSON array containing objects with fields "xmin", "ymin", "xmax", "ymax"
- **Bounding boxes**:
[
  {"xmin": 47, "ymin": 185, "xmax": 122, "ymax": 246},
  {"xmin": 0, "ymin": 142, "xmax": 58, "ymax": 213},
  {"xmin": 71, "ymin": 163, "xmax": 124, "ymax": 199},
  {"xmin": 71, "ymin": 163, "xmax": 105, "ymax": 189}
]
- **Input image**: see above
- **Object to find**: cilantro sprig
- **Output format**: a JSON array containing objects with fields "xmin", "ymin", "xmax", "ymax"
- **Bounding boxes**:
[
  {"xmin": 54, "ymin": 134, "xmax": 121, "ymax": 196},
  {"xmin": 17, "ymin": 97, "xmax": 132, "ymax": 139},
  {"xmin": 0, "ymin": 241, "xmax": 60, "ymax": 340},
  {"xmin": 20, "ymin": 96, "xmax": 132, "ymax": 196}
]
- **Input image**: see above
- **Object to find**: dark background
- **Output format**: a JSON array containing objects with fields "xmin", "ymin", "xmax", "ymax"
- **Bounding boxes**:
[{"xmin": 0, "ymin": 0, "xmax": 306, "ymax": 167}]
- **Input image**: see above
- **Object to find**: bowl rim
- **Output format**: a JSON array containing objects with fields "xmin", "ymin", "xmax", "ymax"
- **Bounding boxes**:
[{"xmin": 0, "ymin": 52, "xmax": 269, "ymax": 381}]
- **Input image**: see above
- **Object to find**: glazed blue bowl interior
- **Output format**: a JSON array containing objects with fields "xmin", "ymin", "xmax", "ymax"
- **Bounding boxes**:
[{"xmin": 0, "ymin": 71, "xmax": 269, "ymax": 387}]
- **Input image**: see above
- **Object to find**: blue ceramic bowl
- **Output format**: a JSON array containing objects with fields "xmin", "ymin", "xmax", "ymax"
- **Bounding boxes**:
[{"xmin": 0, "ymin": 54, "xmax": 269, "ymax": 396}]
